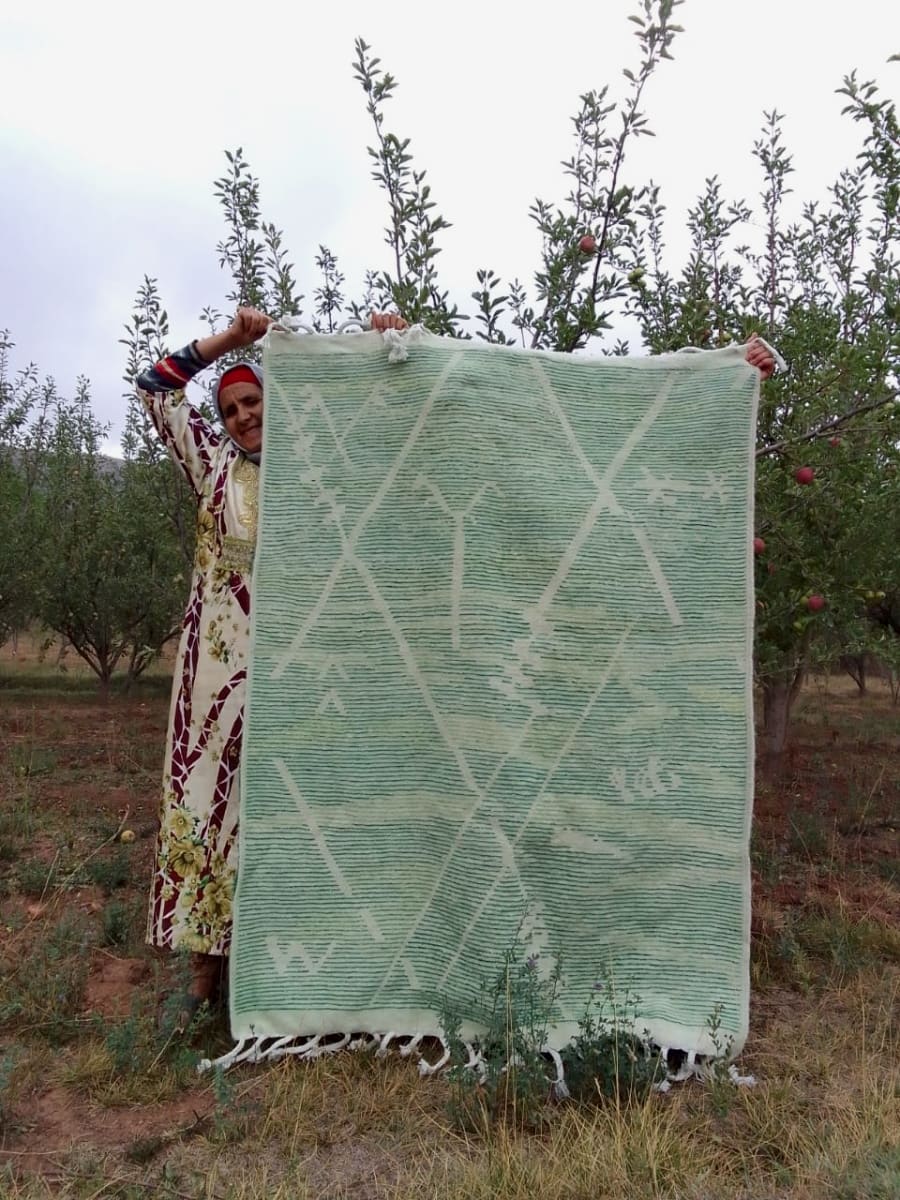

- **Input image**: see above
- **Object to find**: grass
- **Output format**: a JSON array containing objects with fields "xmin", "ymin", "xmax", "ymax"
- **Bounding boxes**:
[
  {"xmin": 0, "ymin": 922, "xmax": 91, "ymax": 1048},
  {"xmin": 0, "ymin": 668, "xmax": 897, "ymax": 1198}
]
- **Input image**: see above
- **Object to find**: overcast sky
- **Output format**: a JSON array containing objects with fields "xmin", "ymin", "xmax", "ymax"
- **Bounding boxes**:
[{"xmin": 1, "ymin": 0, "xmax": 897, "ymax": 450}]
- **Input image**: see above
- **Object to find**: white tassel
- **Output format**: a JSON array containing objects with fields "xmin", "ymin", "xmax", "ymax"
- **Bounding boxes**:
[
  {"xmin": 272, "ymin": 316, "xmax": 425, "ymax": 365},
  {"xmin": 659, "ymin": 1049, "xmax": 758, "ymax": 1090},
  {"xmin": 544, "ymin": 1046, "xmax": 569, "ymax": 1100},
  {"xmin": 463, "ymin": 1042, "xmax": 486, "ymax": 1083},
  {"xmin": 273, "ymin": 317, "xmax": 315, "ymax": 335},
  {"xmin": 198, "ymin": 1037, "xmax": 257, "ymax": 1074},
  {"xmin": 349, "ymin": 1034, "xmax": 378, "ymax": 1052},
  {"xmin": 399, "ymin": 1034, "xmax": 424, "ymax": 1058},
  {"xmin": 212, "ymin": 1033, "xmax": 356, "ymax": 1067},
  {"xmin": 668, "ymin": 1056, "xmax": 695, "ymax": 1083},
  {"xmin": 376, "ymin": 1031, "xmax": 397, "ymax": 1058},
  {"xmin": 459, "ymin": 1042, "xmax": 488, "ymax": 1084},
  {"xmin": 275, "ymin": 1036, "xmax": 322, "ymax": 1060},
  {"xmin": 320, "ymin": 1033, "xmax": 351, "ymax": 1056},
  {"xmin": 266, "ymin": 1036, "xmax": 299, "ymax": 1061},
  {"xmin": 274, "ymin": 1037, "xmax": 316, "ymax": 1059},
  {"xmin": 417, "ymin": 1039, "xmax": 451, "ymax": 1076},
  {"xmin": 277, "ymin": 1033, "xmax": 351, "ymax": 1061},
  {"xmin": 272, "ymin": 317, "xmax": 365, "ymax": 336},
  {"xmin": 728, "ymin": 1064, "xmax": 757, "ymax": 1087},
  {"xmin": 382, "ymin": 328, "xmax": 409, "ymax": 363},
  {"xmin": 382, "ymin": 323, "xmax": 426, "ymax": 363}
]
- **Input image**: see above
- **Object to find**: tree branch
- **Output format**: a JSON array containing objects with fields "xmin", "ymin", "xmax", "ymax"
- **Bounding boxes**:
[{"xmin": 755, "ymin": 393, "xmax": 897, "ymax": 459}]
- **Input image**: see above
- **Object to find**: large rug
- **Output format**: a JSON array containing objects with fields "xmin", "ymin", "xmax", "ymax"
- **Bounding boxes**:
[{"xmin": 231, "ymin": 328, "xmax": 758, "ymax": 1058}]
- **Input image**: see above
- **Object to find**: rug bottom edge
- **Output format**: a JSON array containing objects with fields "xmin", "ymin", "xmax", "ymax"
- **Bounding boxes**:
[{"xmin": 230, "ymin": 1009, "xmax": 747, "ymax": 1059}]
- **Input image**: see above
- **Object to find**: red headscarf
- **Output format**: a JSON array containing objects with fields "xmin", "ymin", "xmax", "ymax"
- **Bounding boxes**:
[{"xmin": 216, "ymin": 364, "xmax": 262, "ymax": 394}]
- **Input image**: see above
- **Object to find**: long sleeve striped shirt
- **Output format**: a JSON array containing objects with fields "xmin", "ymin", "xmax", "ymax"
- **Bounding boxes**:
[{"xmin": 136, "ymin": 342, "xmax": 209, "ymax": 394}]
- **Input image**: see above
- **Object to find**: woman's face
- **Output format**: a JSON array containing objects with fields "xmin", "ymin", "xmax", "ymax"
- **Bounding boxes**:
[{"xmin": 220, "ymin": 382, "xmax": 263, "ymax": 456}]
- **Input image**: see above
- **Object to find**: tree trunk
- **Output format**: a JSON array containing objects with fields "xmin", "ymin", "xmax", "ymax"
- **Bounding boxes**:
[
  {"xmin": 841, "ymin": 654, "xmax": 867, "ymax": 695},
  {"xmin": 761, "ymin": 680, "xmax": 791, "ymax": 760},
  {"xmin": 760, "ymin": 668, "xmax": 804, "ymax": 762}
]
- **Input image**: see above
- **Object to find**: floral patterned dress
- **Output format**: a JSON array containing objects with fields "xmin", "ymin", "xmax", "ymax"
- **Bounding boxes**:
[{"xmin": 138, "ymin": 343, "xmax": 258, "ymax": 956}]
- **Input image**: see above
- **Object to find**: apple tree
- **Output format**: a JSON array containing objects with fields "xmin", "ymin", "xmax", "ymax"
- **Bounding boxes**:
[
  {"xmin": 625, "ymin": 83, "xmax": 899, "ymax": 759},
  {"xmin": 0, "ymin": 332, "xmax": 47, "ymax": 648},
  {"xmin": 0, "ymin": 332, "xmax": 190, "ymax": 691}
]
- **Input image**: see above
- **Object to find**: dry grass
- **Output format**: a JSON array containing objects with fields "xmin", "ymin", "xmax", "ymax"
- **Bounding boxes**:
[
  {"xmin": 3, "ymin": 1006, "xmax": 897, "ymax": 1200},
  {"xmin": 1, "ymin": 660, "xmax": 898, "ymax": 1199}
]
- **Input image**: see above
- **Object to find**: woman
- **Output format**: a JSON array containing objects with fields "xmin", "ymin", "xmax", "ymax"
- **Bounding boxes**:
[{"xmin": 138, "ymin": 307, "xmax": 408, "ymax": 1022}]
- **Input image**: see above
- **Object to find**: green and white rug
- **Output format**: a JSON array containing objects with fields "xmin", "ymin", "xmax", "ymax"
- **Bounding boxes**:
[{"xmin": 230, "ymin": 328, "xmax": 758, "ymax": 1067}]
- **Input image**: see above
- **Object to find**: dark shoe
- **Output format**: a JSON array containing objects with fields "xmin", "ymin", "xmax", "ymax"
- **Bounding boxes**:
[{"xmin": 157, "ymin": 952, "xmax": 224, "ymax": 1036}]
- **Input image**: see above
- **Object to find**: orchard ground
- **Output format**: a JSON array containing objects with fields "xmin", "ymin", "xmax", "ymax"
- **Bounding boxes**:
[{"xmin": 0, "ymin": 633, "xmax": 898, "ymax": 1200}]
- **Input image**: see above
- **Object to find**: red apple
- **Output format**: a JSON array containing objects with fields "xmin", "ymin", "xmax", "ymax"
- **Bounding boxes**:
[
  {"xmin": 767, "ymin": 562, "xmax": 777, "ymax": 575},
  {"xmin": 578, "ymin": 234, "xmax": 597, "ymax": 255},
  {"xmin": 829, "ymin": 437, "xmax": 841, "ymax": 448},
  {"xmin": 753, "ymin": 536, "xmax": 766, "ymax": 555},
  {"xmin": 794, "ymin": 466, "xmax": 816, "ymax": 486},
  {"xmin": 806, "ymin": 594, "xmax": 826, "ymax": 612}
]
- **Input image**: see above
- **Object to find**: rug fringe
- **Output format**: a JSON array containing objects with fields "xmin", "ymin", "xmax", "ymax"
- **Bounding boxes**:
[
  {"xmin": 463, "ymin": 1041, "xmax": 486, "ymax": 1083},
  {"xmin": 399, "ymin": 1034, "xmax": 424, "ymax": 1058},
  {"xmin": 416, "ymin": 1038, "xmax": 450, "ymax": 1076},
  {"xmin": 269, "ymin": 315, "xmax": 426, "ymax": 366},
  {"xmin": 543, "ymin": 1046, "xmax": 570, "ymax": 1100},
  {"xmin": 198, "ymin": 1036, "xmax": 756, "ymax": 1091},
  {"xmin": 376, "ymin": 1031, "xmax": 398, "ymax": 1057}
]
